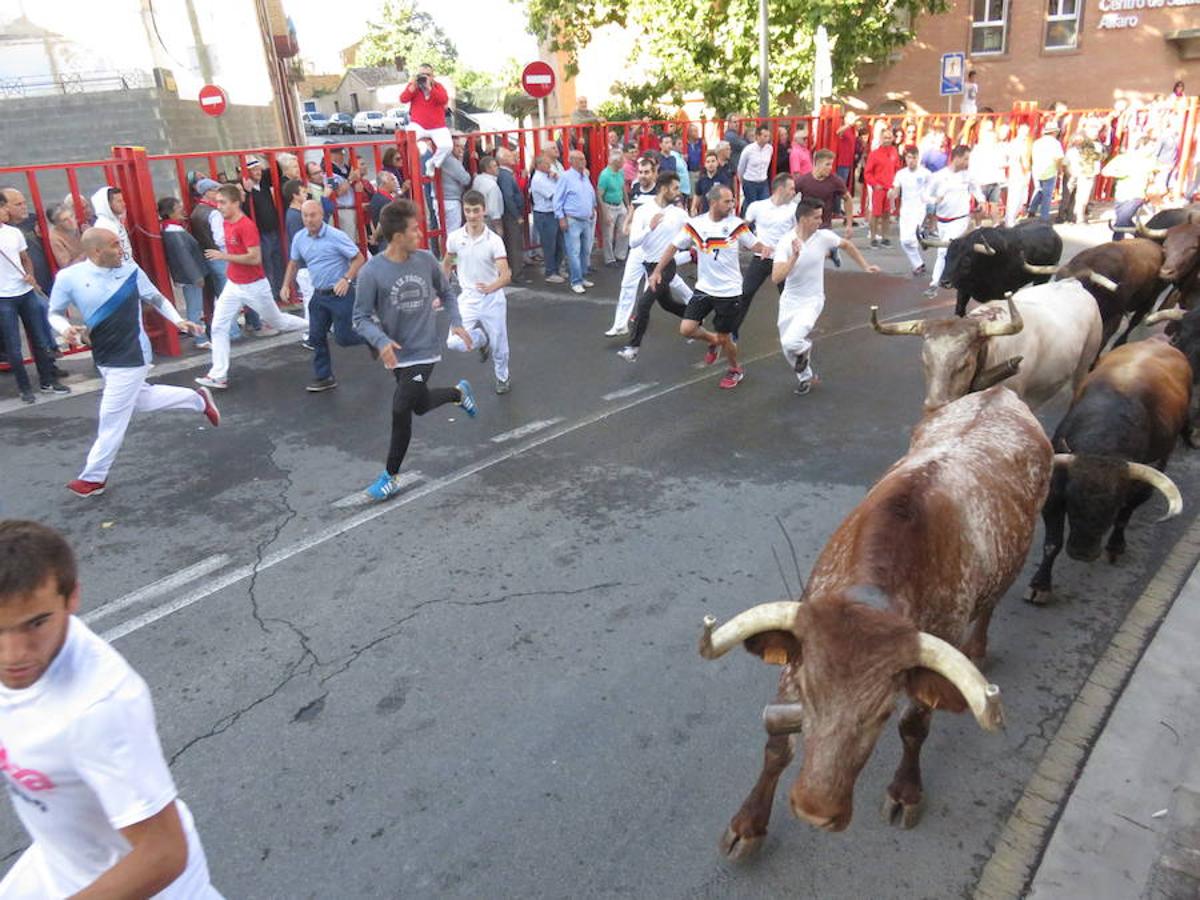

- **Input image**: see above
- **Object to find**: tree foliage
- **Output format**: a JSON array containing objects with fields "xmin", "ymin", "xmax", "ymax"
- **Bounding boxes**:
[
  {"xmin": 523, "ymin": 0, "xmax": 947, "ymax": 115},
  {"xmin": 358, "ymin": 0, "xmax": 458, "ymax": 73}
]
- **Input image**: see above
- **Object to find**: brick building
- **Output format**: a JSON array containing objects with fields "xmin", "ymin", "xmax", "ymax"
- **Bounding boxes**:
[{"xmin": 852, "ymin": 0, "xmax": 1200, "ymax": 113}]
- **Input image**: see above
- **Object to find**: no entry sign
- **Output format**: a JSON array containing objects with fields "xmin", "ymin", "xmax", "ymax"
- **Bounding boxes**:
[
  {"xmin": 521, "ymin": 61, "xmax": 556, "ymax": 99},
  {"xmin": 198, "ymin": 84, "xmax": 228, "ymax": 117}
]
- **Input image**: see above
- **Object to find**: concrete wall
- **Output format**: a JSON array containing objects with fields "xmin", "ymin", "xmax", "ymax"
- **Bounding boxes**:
[{"xmin": 853, "ymin": 0, "xmax": 1200, "ymax": 112}]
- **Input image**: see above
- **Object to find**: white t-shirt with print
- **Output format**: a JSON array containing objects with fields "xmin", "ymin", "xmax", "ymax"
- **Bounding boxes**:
[
  {"xmin": 893, "ymin": 166, "xmax": 933, "ymax": 219},
  {"xmin": 446, "ymin": 226, "xmax": 507, "ymax": 301},
  {"xmin": 673, "ymin": 213, "xmax": 757, "ymax": 297},
  {"xmin": 744, "ymin": 198, "xmax": 799, "ymax": 257},
  {"xmin": 0, "ymin": 224, "xmax": 30, "ymax": 298},
  {"xmin": 0, "ymin": 617, "xmax": 219, "ymax": 898},
  {"xmin": 629, "ymin": 201, "xmax": 689, "ymax": 264},
  {"xmin": 773, "ymin": 228, "xmax": 842, "ymax": 304}
]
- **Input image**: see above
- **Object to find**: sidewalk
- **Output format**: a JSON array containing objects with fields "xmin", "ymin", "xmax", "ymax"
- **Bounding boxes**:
[{"xmin": 1027, "ymin": 560, "xmax": 1200, "ymax": 898}]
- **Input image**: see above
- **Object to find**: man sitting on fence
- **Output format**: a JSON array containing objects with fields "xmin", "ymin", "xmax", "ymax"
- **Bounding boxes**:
[{"xmin": 402, "ymin": 64, "xmax": 452, "ymax": 178}]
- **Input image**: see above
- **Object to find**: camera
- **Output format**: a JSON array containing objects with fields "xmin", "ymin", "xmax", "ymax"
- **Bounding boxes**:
[{"xmin": 417, "ymin": 74, "xmax": 429, "ymax": 89}]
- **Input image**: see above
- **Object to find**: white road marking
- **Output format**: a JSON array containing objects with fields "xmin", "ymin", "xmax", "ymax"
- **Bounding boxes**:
[
  {"xmin": 602, "ymin": 382, "xmax": 658, "ymax": 401},
  {"xmin": 82, "ymin": 555, "xmax": 232, "ymax": 625},
  {"xmin": 489, "ymin": 418, "xmax": 565, "ymax": 443},
  {"xmin": 330, "ymin": 471, "xmax": 424, "ymax": 509},
  {"xmin": 101, "ymin": 300, "xmax": 953, "ymax": 643}
]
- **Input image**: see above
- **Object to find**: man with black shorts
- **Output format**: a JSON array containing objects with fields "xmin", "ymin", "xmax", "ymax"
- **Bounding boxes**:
[
  {"xmin": 647, "ymin": 184, "xmax": 764, "ymax": 389},
  {"xmin": 738, "ymin": 171, "xmax": 797, "ymax": 338}
]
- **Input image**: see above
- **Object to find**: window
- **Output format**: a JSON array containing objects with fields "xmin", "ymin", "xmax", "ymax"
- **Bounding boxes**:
[
  {"xmin": 1045, "ymin": 0, "xmax": 1081, "ymax": 49},
  {"xmin": 971, "ymin": 0, "xmax": 1009, "ymax": 55}
]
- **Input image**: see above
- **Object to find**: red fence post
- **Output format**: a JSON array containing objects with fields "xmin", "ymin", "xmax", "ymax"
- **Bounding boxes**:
[
  {"xmin": 402, "ymin": 130, "xmax": 433, "ymax": 249},
  {"xmin": 113, "ymin": 146, "xmax": 180, "ymax": 357}
]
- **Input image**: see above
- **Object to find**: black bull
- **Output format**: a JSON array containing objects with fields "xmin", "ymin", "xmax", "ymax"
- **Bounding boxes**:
[{"xmin": 927, "ymin": 221, "xmax": 1063, "ymax": 316}]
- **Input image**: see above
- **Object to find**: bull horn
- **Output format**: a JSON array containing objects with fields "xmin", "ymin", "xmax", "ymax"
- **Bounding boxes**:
[
  {"xmin": 1136, "ymin": 221, "xmax": 1169, "ymax": 240},
  {"xmin": 1110, "ymin": 225, "xmax": 1138, "ymax": 234},
  {"xmin": 915, "ymin": 633, "xmax": 1005, "ymax": 731},
  {"xmin": 973, "ymin": 242, "xmax": 996, "ymax": 256},
  {"xmin": 870, "ymin": 305, "xmax": 925, "ymax": 336},
  {"xmin": 971, "ymin": 356, "xmax": 1023, "ymax": 391},
  {"xmin": 1078, "ymin": 269, "xmax": 1119, "ymax": 292},
  {"xmin": 921, "ymin": 237, "xmax": 950, "ymax": 248},
  {"xmin": 1144, "ymin": 308, "xmax": 1187, "ymax": 325},
  {"xmin": 979, "ymin": 294, "xmax": 1023, "ymax": 337},
  {"xmin": 1052, "ymin": 453, "xmax": 1075, "ymax": 470},
  {"xmin": 699, "ymin": 601, "xmax": 801, "ymax": 660},
  {"xmin": 763, "ymin": 703, "xmax": 805, "ymax": 736},
  {"xmin": 1022, "ymin": 261, "xmax": 1059, "ymax": 275},
  {"xmin": 1125, "ymin": 463, "xmax": 1183, "ymax": 521}
]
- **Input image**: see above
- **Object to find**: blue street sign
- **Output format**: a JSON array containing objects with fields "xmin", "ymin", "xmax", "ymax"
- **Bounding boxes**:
[{"xmin": 940, "ymin": 52, "xmax": 965, "ymax": 96}]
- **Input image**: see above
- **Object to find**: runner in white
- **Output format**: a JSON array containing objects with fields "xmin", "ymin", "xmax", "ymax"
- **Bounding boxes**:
[
  {"xmin": 647, "ymin": 183, "xmax": 765, "ymax": 389},
  {"xmin": 924, "ymin": 144, "xmax": 984, "ymax": 298},
  {"xmin": 890, "ymin": 146, "xmax": 932, "ymax": 276},
  {"xmin": 771, "ymin": 198, "xmax": 880, "ymax": 394},
  {"xmin": 606, "ymin": 155, "xmax": 692, "ymax": 337},
  {"xmin": 738, "ymin": 172, "xmax": 798, "ymax": 338},
  {"xmin": 618, "ymin": 170, "xmax": 691, "ymax": 361},
  {"xmin": 443, "ymin": 190, "xmax": 513, "ymax": 394},
  {"xmin": 0, "ymin": 520, "xmax": 223, "ymax": 897},
  {"xmin": 48, "ymin": 229, "xmax": 220, "ymax": 498}
]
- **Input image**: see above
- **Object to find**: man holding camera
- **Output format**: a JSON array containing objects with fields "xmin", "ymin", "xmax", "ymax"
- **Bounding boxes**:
[{"xmin": 401, "ymin": 64, "xmax": 452, "ymax": 178}]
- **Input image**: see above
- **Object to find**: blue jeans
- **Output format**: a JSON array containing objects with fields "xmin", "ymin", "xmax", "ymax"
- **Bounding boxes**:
[
  {"xmin": 308, "ymin": 288, "xmax": 366, "ymax": 380},
  {"xmin": 1028, "ymin": 177, "xmax": 1057, "ymax": 222},
  {"xmin": 259, "ymin": 231, "xmax": 285, "ymax": 298},
  {"xmin": 0, "ymin": 291, "xmax": 56, "ymax": 393},
  {"xmin": 179, "ymin": 282, "xmax": 207, "ymax": 341},
  {"xmin": 564, "ymin": 216, "xmax": 594, "ymax": 287},
  {"xmin": 740, "ymin": 179, "xmax": 769, "ymax": 215},
  {"xmin": 534, "ymin": 211, "xmax": 563, "ymax": 277},
  {"xmin": 1112, "ymin": 198, "xmax": 1145, "ymax": 240}
]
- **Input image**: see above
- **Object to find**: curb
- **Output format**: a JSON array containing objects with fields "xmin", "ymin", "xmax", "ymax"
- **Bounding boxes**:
[{"xmin": 974, "ymin": 515, "xmax": 1200, "ymax": 899}]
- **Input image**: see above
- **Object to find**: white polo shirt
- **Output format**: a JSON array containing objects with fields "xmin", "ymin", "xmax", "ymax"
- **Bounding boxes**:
[
  {"xmin": 446, "ymin": 225, "xmax": 508, "ymax": 300},
  {"xmin": 744, "ymin": 198, "xmax": 799, "ymax": 257},
  {"xmin": 673, "ymin": 213, "xmax": 757, "ymax": 297},
  {"xmin": 0, "ymin": 224, "xmax": 30, "ymax": 297},
  {"xmin": 629, "ymin": 200, "xmax": 689, "ymax": 263},
  {"xmin": 893, "ymin": 166, "xmax": 932, "ymax": 218},
  {"xmin": 928, "ymin": 167, "xmax": 984, "ymax": 221},
  {"xmin": 773, "ymin": 228, "xmax": 842, "ymax": 304}
]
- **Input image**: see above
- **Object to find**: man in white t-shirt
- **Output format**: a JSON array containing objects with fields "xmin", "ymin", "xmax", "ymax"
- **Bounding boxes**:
[
  {"xmin": 739, "ymin": 172, "xmax": 798, "ymax": 339},
  {"xmin": 618, "ymin": 171, "xmax": 692, "ymax": 361},
  {"xmin": 0, "ymin": 521, "xmax": 221, "ymax": 898},
  {"xmin": 647, "ymin": 183, "xmax": 765, "ymax": 389},
  {"xmin": 961, "ymin": 69, "xmax": 979, "ymax": 115},
  {"xmin": 923, "ymin": 145, "xmax": 985, "ymax": 297},
  {"xmin": 771, "ymin": 198, "xmax": 879, "ymax": 394},
  {"xmin": 443, "ymin": 189, "xmax": 513, "ymax": 393},
  {"xmin": 889, "ymin": 146, "xmax": 933, "ymax": 276}
]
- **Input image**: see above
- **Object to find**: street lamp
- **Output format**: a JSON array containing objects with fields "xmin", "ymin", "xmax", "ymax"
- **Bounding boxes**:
[{"xmin": 758, "ymin": 0, "xmax": 769, "ymax": 117}]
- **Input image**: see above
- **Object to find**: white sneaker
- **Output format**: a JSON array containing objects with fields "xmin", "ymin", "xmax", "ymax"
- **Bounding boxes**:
[
  {"xmin": 617, "ymin": 346, "xmax": 639, "ymax": 361},
  {"xmin": 604, "ymin": 326, "xmax": 624, "ymax": 337},
  {"xmin": 582, "ymin": 280, "xmax": 595, "ymax": 288},
  {"xmin": 255, "ymin": 325, "xmax": 280, "ymax": 337},
  {"xmin": 545, "ymin": 274, "xmax": 565, "ymax": 284},
  {"xmin": 195, "ymin": 375, "xmax": 228, "ymax": 390},
  {"xmin": 571, "ymin": 284, "xmax": 586, "ymax": 294}
]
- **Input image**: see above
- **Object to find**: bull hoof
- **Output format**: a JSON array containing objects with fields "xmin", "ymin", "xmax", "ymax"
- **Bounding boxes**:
[
  {"xmin": 1023, "ymin": 586, "xmax": 1053, "ymax": 606},
  {"xmin": 1106, "ymin": 545, "xmax": 1125, "ymax": 564},
  {"xmin": 881, "ymin": 792, "xmax": 924, "ymax": 829},
  {"xmin": 719, "ymin": 825, "xmax": 764, "ymax": 860}
]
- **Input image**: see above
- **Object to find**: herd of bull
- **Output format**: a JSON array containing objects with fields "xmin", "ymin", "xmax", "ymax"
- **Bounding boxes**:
[{"xmin": 696, "ymin": 207, "xmax": 1200, "ymax": 860}]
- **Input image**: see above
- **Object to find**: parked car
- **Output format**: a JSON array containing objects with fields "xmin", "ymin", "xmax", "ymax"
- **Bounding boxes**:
[
  {"xmin": 328, "ymin": 113, "xmax": 355, "ymax": 135},
  {"xmin": 353, "ymin": 110, "xmax": 385, "ymax": 134},
  {"xmin": 302, "ymin": 112, "xmax": 330, "ymax": 135},
  {"xmin": 381, "ymin": 107, "xmax": 409, "ymax": 132}
]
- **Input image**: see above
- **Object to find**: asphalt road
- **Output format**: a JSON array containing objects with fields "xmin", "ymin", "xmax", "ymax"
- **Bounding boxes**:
[{"xmin": 2, "ymin": 239, "xmax": 1195, "ymax": 899}]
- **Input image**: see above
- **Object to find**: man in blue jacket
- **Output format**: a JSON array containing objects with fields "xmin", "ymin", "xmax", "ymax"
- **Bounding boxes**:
[{"xmin": 496, "ymin": 148, "xmax": 528, "ymax": 284}]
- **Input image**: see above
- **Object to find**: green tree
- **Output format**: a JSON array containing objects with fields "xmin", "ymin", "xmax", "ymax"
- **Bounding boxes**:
[
  {"xmin": 357, "ymin": 0, "xmax": 458, "ymax": 73},
  {"xmin": 523, "ymin": 0, "xmax": 947, "ymax": 115}
]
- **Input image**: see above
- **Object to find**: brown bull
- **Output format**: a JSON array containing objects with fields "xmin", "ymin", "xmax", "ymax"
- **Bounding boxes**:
[
  {"xmin": 1160, "ymin": 222, "xmax": 1200, "ymax": 290},
  {"xmin": 700, "ymin": 387, "xmax": 1051, "ymax": 858},
  {"xmin": 1056, "ymin": 239, "xmax": 1167, "ymax": 348}
]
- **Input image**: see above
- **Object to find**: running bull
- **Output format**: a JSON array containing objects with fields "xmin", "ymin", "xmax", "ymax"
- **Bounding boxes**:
[
  {"xmin": 1024, "ymin": 339, "xmax": 1186, "ymax": 605},
  {"xmin": 871, "ymin": 282, "xmax": 1102, "ymax": 411},
  {"xmin": 1111, "ymin": 205, "xmax": 1200, "ymax": 240},
  {"xmin": 921, "ymin": 220, "xmax": 1062, "ymax": 316},
  {"xmin": 699, "ymin": 387, "xmax": 1051, "ymax": 856}
]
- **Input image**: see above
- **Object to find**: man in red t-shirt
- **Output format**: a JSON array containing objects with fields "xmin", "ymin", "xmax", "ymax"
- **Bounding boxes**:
[
  {"xmin": 864, "ymin": 130, "xmax": 903, "ymax": 248},
  {"xmin": 400, "ymin": 63, "xmax": 451, "ymax": 178},
  {"xmin": 197, "ymin": 185, "xmax": 307, "ymax": 389}
]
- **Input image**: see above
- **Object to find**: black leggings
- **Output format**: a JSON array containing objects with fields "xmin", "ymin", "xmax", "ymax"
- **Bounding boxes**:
[
  {"xmin": 738, "ymin": 255, "xmax": 780, "ymax": 331},
  {"xmin": 387, "ymin": 363, "xmax": 460, "ymax": 475},
  {"xmin": 630, "ymin": 260, "xmax": 687, "ymax": 348}
]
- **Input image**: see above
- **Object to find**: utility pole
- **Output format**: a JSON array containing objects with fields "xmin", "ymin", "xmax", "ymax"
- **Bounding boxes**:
[{"xmin": 758, "ymin": 0, "xmax": 769, "ymax": 117}]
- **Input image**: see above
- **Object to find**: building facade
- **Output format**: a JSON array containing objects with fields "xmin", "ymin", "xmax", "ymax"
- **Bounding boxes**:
[{"xmin": 853, "ymin": 0, "xmax": 1200, "ymax": 113}]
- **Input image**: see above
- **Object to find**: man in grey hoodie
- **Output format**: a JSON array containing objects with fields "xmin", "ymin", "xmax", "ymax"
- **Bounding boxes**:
[{"xmin": 353, "ymin": 199, "xmax": 477, "ymax": 501}]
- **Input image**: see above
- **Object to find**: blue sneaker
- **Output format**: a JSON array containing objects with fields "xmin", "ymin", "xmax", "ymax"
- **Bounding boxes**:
[
  {"xmin": 456, "ymin": 379, "xmax": 477, "ymax": 418},
  {"xmin": 366, "ymin": 471, "xmax": 404, "ymax": 501}
]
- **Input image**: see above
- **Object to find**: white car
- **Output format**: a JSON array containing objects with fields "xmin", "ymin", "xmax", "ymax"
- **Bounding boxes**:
[
  {"xmin": 381, "ymin": 107, "xmax": 410, "ymax": 132},
  {"xmin": 353, "ymin": 110, "xmax": 384, "ymax": 134}
]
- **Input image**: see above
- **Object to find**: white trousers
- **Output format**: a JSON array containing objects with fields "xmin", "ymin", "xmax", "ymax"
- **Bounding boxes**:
[
  {"xmin": 929, "ymin": 217, "xmax": 972, "ymax": 288},
  {"xmin": 79, "ymin": 365, "xmax": 203, "ymax": 482},
  {"xmin": 408, "ymin": 123, "xmax": 453, "ymax": 170},
  {"xmin": 297, "ymin": 268, "xmax": 314, "ymax": 320},
  {"xmin": 778, "ymin": 295, "xmax": 824, "ymax": 384},
  {"xmin": 612, "ymin": 248, "xmax": 694, "ymax": 329},
  {"xmin": 898, "ymin": 209, "xmax": 925, "ymax": 270},
  {"xmin": 209, "ymin": 278, "xmax": 308, "ymax": 380},
  {"xmin": 447, "ymin": 290, "xmax": 509, "ymax": 382},
  {"xmin": 1005, "ymin": 174, "xmax": 1029, "ymax": 227},
  {"xmin": 444, "ymin": 200, "xmax": 463, "ymax": 234}
]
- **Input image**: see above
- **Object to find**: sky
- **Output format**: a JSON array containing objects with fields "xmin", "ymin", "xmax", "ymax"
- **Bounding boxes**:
[{"xmin": 288, "ymin": 0, "xmax": 538, "ymax": 75}]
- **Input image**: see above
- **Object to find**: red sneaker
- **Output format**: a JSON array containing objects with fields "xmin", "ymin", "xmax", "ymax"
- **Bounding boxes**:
[
  {"xmin": 196, "ymin": 387, "xmax": 221, "ymax": 427},
  {"xmin": 703, "ymin": 344, "xmax": 721, "ymax": 366},
  {"xmin": 67, "ymin": 479, "xmax": 106, "ymax": 497},
  {"xmin": 719, "ymin": 367, "xmax": 744, "ymax": 390}
]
